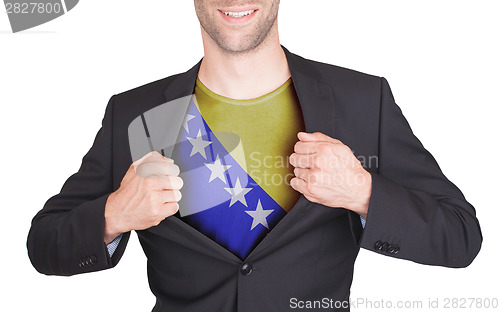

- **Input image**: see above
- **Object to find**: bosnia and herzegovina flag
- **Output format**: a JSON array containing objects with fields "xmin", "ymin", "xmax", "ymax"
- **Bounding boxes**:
[{"xmin": 171, "ymin": 97, "xmax": 287, "ymax": 260}]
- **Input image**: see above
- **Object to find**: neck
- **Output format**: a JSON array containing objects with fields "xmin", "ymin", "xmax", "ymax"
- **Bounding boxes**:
[{"xmin": 197, "ymin": 24, "xmax": 291, "ymax": 100}]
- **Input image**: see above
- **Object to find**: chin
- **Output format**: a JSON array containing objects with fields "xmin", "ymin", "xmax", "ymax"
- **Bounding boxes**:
[{"xmin": 219, "ymin": 36, "xmax": 261, "ymax": 54}]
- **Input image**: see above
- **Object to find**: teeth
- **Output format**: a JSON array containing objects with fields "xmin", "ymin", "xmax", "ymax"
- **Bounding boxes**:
[{"xmin": 222, "ymin": 10, "xmax": 255, "ymax": 18}]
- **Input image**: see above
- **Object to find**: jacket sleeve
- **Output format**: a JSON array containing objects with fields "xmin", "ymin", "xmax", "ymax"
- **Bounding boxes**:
[
  {"xmin": 27, "ymin": 95, "xmax": 130, "ymax": 276},
  {"xmin": 352, "ymin": 77, "xmax": 482, "ymax": 268}
]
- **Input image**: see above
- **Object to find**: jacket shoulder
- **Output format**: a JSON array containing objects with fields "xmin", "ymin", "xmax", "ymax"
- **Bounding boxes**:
[
  {"xmin": 292, "ymin": 52, "xmax": 382, "ymax": 89},
  {"xmin": 113, "ymin": 73, "xmax": 181, "ymax": 104},
  {"xmin": 109, "ymin": 71, "xmax": 191, "ymax": 126}
]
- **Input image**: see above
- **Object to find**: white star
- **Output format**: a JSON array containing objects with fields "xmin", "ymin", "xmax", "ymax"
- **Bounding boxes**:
[
  {"xmin": 245, "ymin": 200, "xmax": 274, "ymax": 230},
  {"xmin": 224, "ymin": 177, "xmax": 252, "ymax": 207},
  {"xmin": 204, "ymin": 154, "xmax": 232, "ymax": 183},
  {"xmin": 182, "ymin": 114, "xmax": 195, "ymax": 133},
  {"xmin": 187, "ymin": 129, "xmax": 212, "ymax": 159}
]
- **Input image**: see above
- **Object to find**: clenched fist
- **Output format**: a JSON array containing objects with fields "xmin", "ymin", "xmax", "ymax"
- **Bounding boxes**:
[
  {"xmin": 289, "ymin": 132, "xmax": 372, "ymax": 219},
  {"xmin": 104, "ymin": 151, "xmax": 183, "ymax": 244}
]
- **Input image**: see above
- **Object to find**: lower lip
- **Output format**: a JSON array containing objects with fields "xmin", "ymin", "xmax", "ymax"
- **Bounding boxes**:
[{"xmin": 218, "ymin": 10, "xmax": 258, "ymax": 24}]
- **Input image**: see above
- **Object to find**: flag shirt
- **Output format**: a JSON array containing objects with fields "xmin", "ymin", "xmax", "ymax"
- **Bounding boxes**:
[{"xmin": 171, "ymin": 77, "xmax": 305, "ymax": 259}]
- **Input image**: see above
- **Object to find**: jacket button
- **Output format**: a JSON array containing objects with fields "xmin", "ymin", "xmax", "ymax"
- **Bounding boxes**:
[
  {"xmin": 393, "ymin": 245, "xmax": 400, "ymax": 254},
  {"xmin": 387, "ymin": 244, "xmax": 395, "ymax": 254},
  {"xmin": 381, "ymin": 242, "xmax": 389, "ymax": 252},
  {"xmin": 240, "ymin": 263, "xmax": 253, "ymax": 276},
  {"xmin": 374, "ymin": 241, "xmax": 383, "ymax": 250},
  {"xmin": 89, "ymin": 256, "xmax": 97, "ymax": 265},
  {"xmin": 79, "ymin": 258, "xmax": 87, "ymax": 267}
]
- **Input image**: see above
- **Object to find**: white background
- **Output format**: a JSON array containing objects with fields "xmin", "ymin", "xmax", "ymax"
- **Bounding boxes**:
[{"xmin": 1, "ymin": 0, "xmax": 499, "ymax": 311}]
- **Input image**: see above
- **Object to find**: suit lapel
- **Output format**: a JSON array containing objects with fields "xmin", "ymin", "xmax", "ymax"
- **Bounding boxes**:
[
  {"xmin": 156, "ymin": 46, "xmax": 337, "ymax": 261},
  {"xmin": 162, "ymin": 60, "xmax": 201, "ymax": 102},
  {"xmin": 282, "ymin": 46, "xmax": 336, "ymax": 136}
]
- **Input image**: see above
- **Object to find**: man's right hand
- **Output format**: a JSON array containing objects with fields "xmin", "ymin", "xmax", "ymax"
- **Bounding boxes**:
[{"xmin": 103, "ymin": 151, "xmax": 183, "ymax": 244}]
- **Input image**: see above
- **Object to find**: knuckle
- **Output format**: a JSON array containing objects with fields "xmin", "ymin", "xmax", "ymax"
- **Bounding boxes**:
[
  {"xmin": 172, "ymin": 164, "xmax": 180, "ymax": 176},
  {"xmin": 138, "ymin": 162, "xmax": 152, "ymax": 171},
  {"xmin": 170, "ymin": 176, "xmax": 183, "ymax": 189},
  {"xmin": 150, "ymin": 151, "xmax": 162, "ymax": 160},
  {"xmin": 136, "ymin": 163, "xmax": 151, "ymax": 178},
  {"xmin": 166, "ymin": 202, "xmax": 179, "ymax": 215},
  {"xmin": 293, "ymin": 142, "xmax": 301, "ymax": 153},
  {"xmin": 173, "ymin": 190, "xmax": 182, "ymax": 202},
  {"xmin": 336, "ymin": 143, "xmax": 349, "ymax": 154},
  {"xmin": 335, "ymin": 138, "xmax": 345, "ymax": 145},
  {"xmin": 166, "ymin": 163, "xmax": 180, "ymax": 176},
  {"xmin": 148, "ymin": 151, "xmax": 163, "ymax": 163},
  {"xmin": 164, "ymin": 157, "xmax": 174, "ymax": 164}
]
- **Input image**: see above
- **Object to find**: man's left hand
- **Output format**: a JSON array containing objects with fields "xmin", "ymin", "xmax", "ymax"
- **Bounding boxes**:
[{"xmin": 289, "ymin": 132, "xmax": 372, "ymax": 219}]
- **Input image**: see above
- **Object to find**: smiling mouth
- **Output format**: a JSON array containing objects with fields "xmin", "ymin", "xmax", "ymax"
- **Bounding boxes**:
[{"xmin": 219, "ymin": 9, "xmax": 257, "ymax": 18}]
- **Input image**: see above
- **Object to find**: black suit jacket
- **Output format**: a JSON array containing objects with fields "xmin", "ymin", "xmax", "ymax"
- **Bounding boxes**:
[{"xmin": 27, "ymin": 46, "xmax": 482, "ymax": 311}]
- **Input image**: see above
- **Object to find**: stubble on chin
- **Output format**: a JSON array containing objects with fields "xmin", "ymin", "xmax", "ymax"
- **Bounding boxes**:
[{"xmin": 195, "ymin": 1, "xmax": 280, "ymax": 55}]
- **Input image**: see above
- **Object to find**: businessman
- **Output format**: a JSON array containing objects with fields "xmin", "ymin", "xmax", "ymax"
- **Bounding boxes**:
[{"xmin": 27, "ymin": 1, "xmax": 482, "ymax": 311}]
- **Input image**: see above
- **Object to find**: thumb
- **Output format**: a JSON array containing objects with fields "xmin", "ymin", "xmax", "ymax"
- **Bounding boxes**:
[
  {"xmin": 132, "ymin": 151, "xmax": 172, "ymax": 169},
  {"xmin": 297, "ymin": 132, "xmax": 340, "ymax": 143},
  {"xmin": 133, "ymin": 151, "xmax": 161, "ymax": 167}
]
